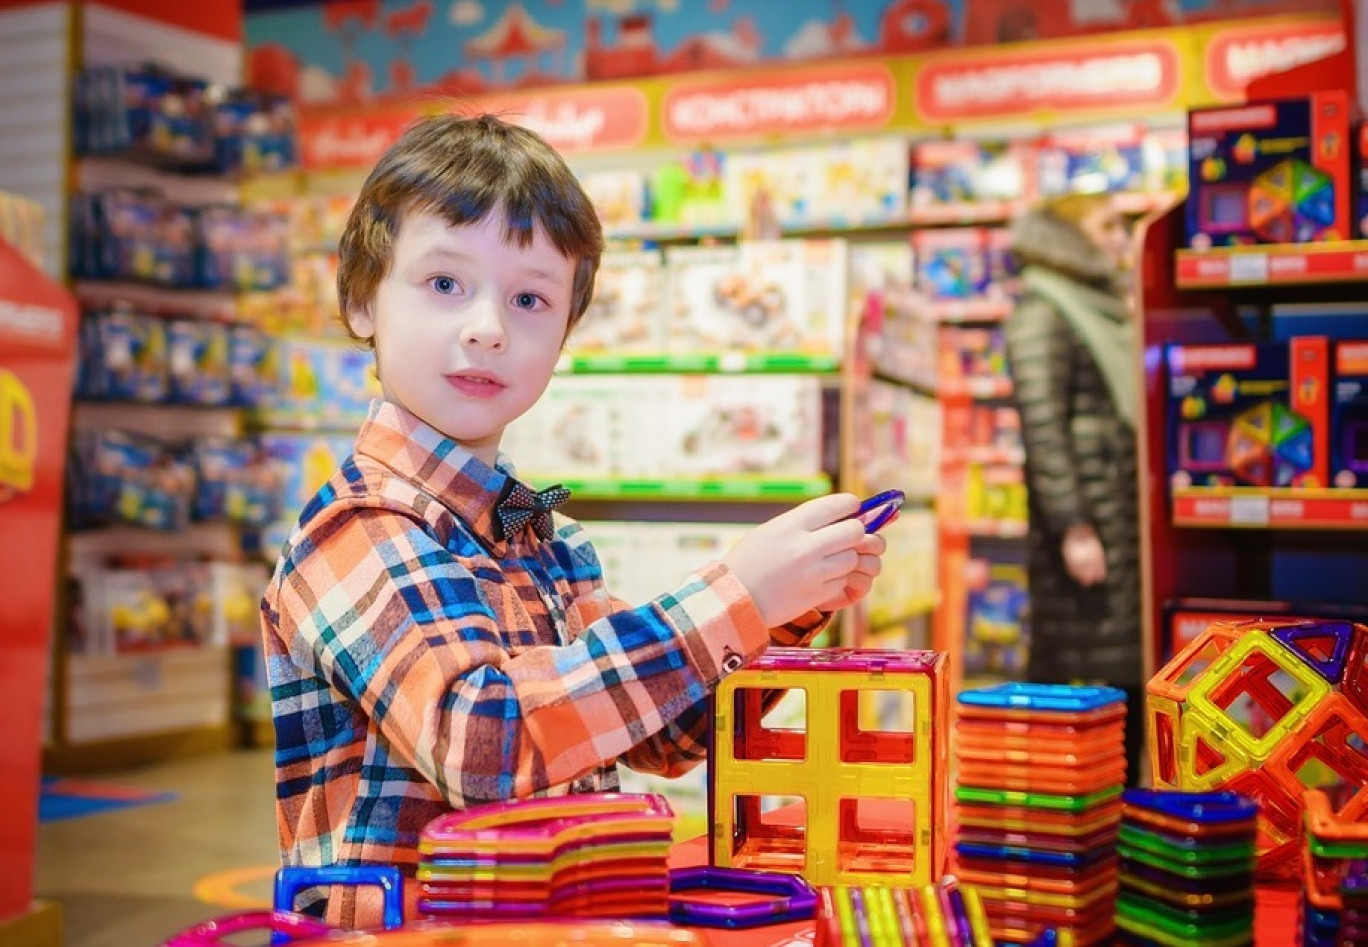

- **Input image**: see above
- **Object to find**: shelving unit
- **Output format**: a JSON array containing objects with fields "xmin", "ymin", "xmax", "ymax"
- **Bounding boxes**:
[{"xmin": 1134, "ymin": 203, "xmax": 1368, "ymax": 676}]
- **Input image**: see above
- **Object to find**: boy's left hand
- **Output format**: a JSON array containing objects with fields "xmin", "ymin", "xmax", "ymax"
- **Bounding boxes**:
[{"xmin": 812, "ymin": 526, "xmax": 888, "ymax": 613}]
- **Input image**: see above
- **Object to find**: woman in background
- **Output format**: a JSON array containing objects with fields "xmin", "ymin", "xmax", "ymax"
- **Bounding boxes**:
[{"xmin": 1004, "ymin": 193, "xmax": 1144, "ymax": 786}]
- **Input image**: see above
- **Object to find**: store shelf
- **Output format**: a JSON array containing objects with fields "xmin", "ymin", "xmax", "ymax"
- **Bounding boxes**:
[
  {"xmin": 871, "ymin": 368, "xmax": 938, "ymax": 399},
  {"xmin": 869, "ymin": 593, "xmax": 941, "ymax": 631},
  {"xmin": 1172, "ymin": 487, "xmax": 1368, "ymax": 530},
  {"xmin": 946, "ymin": 446, "xmax": 1026, "ymax": 467},
  {"xmin": 552, "ymin": 475, "xmax": 831, "ymax": 501},
  {"xmin": 948, "ymin": 519, "xmax": 1029, "ymax": 539},
  {"xmin": 557, "ymin": 351, "xmax": 839, "ymax": 375},
  {"xmin": 72, "ymin": 280, "xmax": 242, "ymax": 316},
  {"xmin": 908, "ymin": 201, "xmax": 1020, "ymax": 226},
  {"xmin": 928, "ymin": 298, "xmax": 1013, "ymax": 324},
  {"xmin": 941, "ymin": 377, "xmax": 1014, "ymax": 400},
  {"xmin": 1175, "ymin": 241, "xmax": 1368, "ymax": 289}
]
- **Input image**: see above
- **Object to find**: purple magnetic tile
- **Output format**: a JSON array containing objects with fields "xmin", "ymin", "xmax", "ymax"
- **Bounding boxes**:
[
  {"xmin": 667, "ymin": 867, "xmax": 817, "ymax": 930},
  {"xmin": 1271, "ymin": 621, "xmax": 1356, "ymax": 683}
]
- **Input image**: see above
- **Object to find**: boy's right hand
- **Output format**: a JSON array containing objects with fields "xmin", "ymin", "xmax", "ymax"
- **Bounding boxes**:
[{"xmin": 723, "ymin": 493, "xmax": 875, "ymax": 628}]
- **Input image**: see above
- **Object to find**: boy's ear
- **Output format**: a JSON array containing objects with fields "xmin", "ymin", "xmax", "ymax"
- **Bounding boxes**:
[{"xmin": 344, "ymin": 302, "xmax": 377, "ymax": 341}]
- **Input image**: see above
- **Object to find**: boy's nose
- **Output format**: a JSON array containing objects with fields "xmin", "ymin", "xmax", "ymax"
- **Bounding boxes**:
[{"xmin": 459, "ymin": 297, "xmax": 507, "ymax": 350}]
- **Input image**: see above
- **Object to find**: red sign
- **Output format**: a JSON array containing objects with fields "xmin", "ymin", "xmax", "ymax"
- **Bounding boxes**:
[
  {"xmin": 662, "ymin": 63, "xmax": 895, "ymax": 142},
  {"xmin": 0, "ymin": 237, "xmax": 77, "ymax": 918},
  {"xmin": 471, "ymin": 85, "xmax": 648, "ymax": 154},
  {"xmin": 300, "ymin": 85, "xmax": 648, "ymax": 169},
  {"xmin": 300, "ymin": 108, "xmax": 420, "ymax": 170},
  {"xmin": 1205, "ymin": 19, "xmax": 1347, "ymax": 101},
  {"xmin": 914, "ymin": 39, "xmax": 1180, "ymax": 123}
]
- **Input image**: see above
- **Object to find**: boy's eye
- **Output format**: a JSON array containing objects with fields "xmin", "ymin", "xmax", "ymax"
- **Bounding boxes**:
[
  {"xmin": 430, "ymin": 276, "xmax": 459, "ymax": 295},
  {"xmin": 512, "ymin": 292, "xmax": 544, "ymax": 310}
]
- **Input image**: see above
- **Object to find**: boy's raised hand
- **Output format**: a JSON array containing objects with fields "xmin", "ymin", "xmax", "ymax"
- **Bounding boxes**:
[{"xmin": 723, "ymin": 493, "xmax": 887, "ymax": 628}]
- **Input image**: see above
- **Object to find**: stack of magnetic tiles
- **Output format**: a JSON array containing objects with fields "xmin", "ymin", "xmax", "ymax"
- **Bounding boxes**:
[
  {"xmin": 1300, "ymin": 789, "xmax": 1368, "ymax": 947},
  {"xmin": 952, "ymin": 683, "xmax": 1128, "ymax": 946},
  {"xmin": 414, "ymin": 793, "xmax": 676, "ymax": 921},
  {"xmin": 1115, "ymin": 789, "xmax": 1257, "ymax": 947},
  {"xmin": 813, "ymin": 877, "xmax": 1062, "ymax": 947}
]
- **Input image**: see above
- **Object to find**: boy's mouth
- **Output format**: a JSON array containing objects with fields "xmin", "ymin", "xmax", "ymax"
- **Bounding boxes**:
[{"xmin": 445, "ymin": 371, "xmax": 506, "ymax": 398}]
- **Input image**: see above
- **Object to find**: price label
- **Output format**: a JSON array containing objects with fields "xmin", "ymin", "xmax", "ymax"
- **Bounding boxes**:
[
  {"xmin": 718, "ymin": 352, "xmax": 747, "ymax": 373},
  {"xmin": 1228, "ymin": 254, "xmax": 1269, "ymax": 284},
  {"xmin": 1229, "ymin": 494, "xmax": 1270, "ymax": 525}
]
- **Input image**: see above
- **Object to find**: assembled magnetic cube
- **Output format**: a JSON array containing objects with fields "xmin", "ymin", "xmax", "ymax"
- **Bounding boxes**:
[
  {"xmin": 709, "ymin": 647, "xmax": 949, "ymax": 888},
  {"xmin": 1167, "ymin": 337, "xmax": 1330, "ymax": 489},
  {"xmin": 1187, "ymin": 91, "xmax": 1350, "ymax": 249},
  {"xmin": 1147, "ymin": 618, "xmax": 1368, "ymax": 878}
]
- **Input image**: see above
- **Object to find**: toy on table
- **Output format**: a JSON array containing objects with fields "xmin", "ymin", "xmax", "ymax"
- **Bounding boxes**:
[
  {"xmin": 813, "ymin": 875, "xmax": 1007, "ymax": 947},
  {"xmin": 1187, "ymin": 91, "xmax": 1350, "ymax": 249},
  {"xmin": 1166, "ymin": 338, "xmax": 1330, "ymax": 490},
  {"xmin": 1298, "ymin": 790, "xmax": 1368, "ymax": 947},
  {"xmin": 953, "ymin": 683, "xmax": 1128, "ymax": 947},
  {"xmin": 1147, "ymin": 618, "xmax": 1368, "ymax": 880},
  {"xmin": 710, "ymin": 647, "xmax": 949, "ymax": 889},
  {"xmin": 667, "ymin": 866, "xmax": 816, "ymax": 929},
  {"xmin": 1114, "ymin": 790, "xmax": 1257, "ymax": 947},
  {"xmin": 416, "ymin": 793, "xmax": 675, "ymax": 922}
]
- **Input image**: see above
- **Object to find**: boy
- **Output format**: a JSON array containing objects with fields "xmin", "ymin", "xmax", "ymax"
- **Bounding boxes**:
[{"xmin": 261, "ymin": 114, "xmax": 886, "ymax": 928}]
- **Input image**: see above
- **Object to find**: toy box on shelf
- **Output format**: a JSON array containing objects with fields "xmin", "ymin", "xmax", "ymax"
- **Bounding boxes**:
[
  {"xmin": 863, "ymin": 508, "xmax": 939, "ymax": 639},
  {"xmin": 665, "ymin": 241, "xmax": 848, "ymax": 355},
  {"xmin": 256, "ymin": 431, "xmax": 358, "ymax": 560},
  {"xmin": 1358, "ymin": 125, "xmax": 1368, "ymax": 239},
  {"xmin": 508, "ymin": 374, "xmax": 825, "ymax": 485},
  {"xmin": 1186, "ymin": 91, "xmax": 1351, "ymax": 249},
  {"xmin": 961, "ymin": 551, "xmax": 1029, "ymax": 685},
  {"xmin": 1166, "ymin": 337, "xmax": 1331, "ymax": 490},
  {"xmin": 1333, "ymin": 339, "xmax": 1368, "ymax": 488},
  {"xmin": 70, "ymin": 558, "xmax": 265, "ymax": 655},
  {"xmin": 854, "ymin": 380, "xmax": 940, "ymax": 501},
  {"xmin": 722, "ymin": 139, "xmax": 908, "ymax": 229},
  {"xmin": 74, "ymin": 63, "xmax": 297, "ymax": 175},
  {"xmin": 0, "ymin": 189, "xmax": 45, "ymax": 268},
  {"xmin": 571, "ymin": 249, "xmax": 665, "ymax": 352},
  {"xmin": 910, "ymin": 140, "xmax": 1028, "ymax": 212},
  {"xmin": 257, "ymin": 336, "xmax": 378, "ymax": 431},
  {"xmin": 1037, "ymin": 124, "xmax": 1150, "ymax": 197},
  {"xmin": 69, "ymin": 190, "xmax": 290, "ymax": 292}
]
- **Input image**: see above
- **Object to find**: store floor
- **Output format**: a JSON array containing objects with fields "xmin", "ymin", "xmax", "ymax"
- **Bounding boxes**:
[{"xmin": 36, "ymin": 747, "xmax": 279, "ymax": 947}]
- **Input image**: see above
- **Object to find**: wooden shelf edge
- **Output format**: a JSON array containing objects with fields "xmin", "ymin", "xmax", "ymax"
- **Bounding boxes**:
[{"xmin": 42, "ymin": 723, "xmax": 234, "ymax": 775}]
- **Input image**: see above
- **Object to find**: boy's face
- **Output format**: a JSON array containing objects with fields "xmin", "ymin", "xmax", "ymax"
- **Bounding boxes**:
[{"xmin": 347, "ymin": 208, "xmax": 574, "ymax": 466}]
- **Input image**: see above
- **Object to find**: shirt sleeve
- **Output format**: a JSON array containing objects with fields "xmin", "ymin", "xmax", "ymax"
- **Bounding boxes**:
[
  {"xmin": 553, "ymin": 520, "xmax": 831, "ymax": 778},
  {"xmin": 272, "ymin": 499, "xmax": 772, "ymax": 808}
]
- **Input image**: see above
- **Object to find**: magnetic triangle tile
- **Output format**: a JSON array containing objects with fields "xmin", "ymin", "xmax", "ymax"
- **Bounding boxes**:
[
  {"xmin": 1277, "ymin": 427, "xmax": 1313, "ymax": 471},
  {"xmin": 1291, "ymin": 161, "xmax": 1331, "ymax": 201},
  {"xmin": 1298, "ymin": 182, "xmax": 1338, "ymax": 228},
  {"xmin": 1258, "ymin": 163, "xmax": 1293, "ymax": 200},
  {"xmin": 1271, "ymin": 402, "xmax": 1308, "ymax": 441},
  {"xmin": 1193, "ymin": 734, "xmax": 1229, "ymax": 778},
  {"xmin": 1272, "ymin": 622, "xmax": 1355, "ymax": 683},
  {"xmin": 1249, "ymin": 191, "xmax": 1287, "ymax": 228}
]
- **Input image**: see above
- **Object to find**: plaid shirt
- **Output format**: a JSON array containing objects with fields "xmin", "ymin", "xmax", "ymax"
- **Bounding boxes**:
[{"xmin": 262, "ymin": 400, "xmax": 825, "ymax": 925}]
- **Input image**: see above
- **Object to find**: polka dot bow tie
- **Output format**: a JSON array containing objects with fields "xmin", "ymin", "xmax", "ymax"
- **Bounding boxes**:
[{"xmin": 494, "ymin": 480, "xmax": 572, "ymax": 542}]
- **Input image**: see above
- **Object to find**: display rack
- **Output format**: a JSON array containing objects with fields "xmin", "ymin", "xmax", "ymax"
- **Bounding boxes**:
[{"xmin": 1134, "ymin": 202, "xmax": 1368, "ymax": 676}]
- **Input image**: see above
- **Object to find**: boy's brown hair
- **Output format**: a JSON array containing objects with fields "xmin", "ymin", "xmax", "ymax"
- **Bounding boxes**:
[{"xmin": 336, "ymin": 113, "xmax": 604, "ymax": 344}]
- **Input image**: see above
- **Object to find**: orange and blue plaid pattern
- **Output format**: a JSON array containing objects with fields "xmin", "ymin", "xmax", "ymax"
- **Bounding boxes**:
[{"xmin": 262, "ymin": 400, "xmax": 825, "ymax": 924}]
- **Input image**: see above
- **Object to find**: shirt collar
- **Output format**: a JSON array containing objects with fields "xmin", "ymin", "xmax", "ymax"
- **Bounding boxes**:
[{"xmin": 354, "ymin": 399, "xmax": 520, "ymax": 555}]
